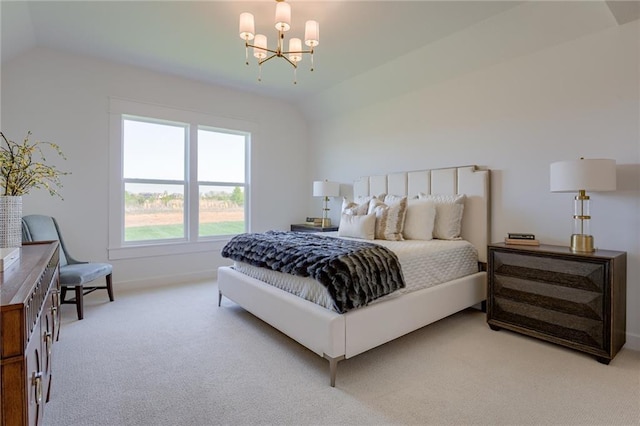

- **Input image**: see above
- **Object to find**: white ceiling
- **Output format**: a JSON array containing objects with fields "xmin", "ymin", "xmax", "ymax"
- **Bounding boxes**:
[{"xmin": 1, "ymin": 1, "xmax": 638, "ymax": 105}]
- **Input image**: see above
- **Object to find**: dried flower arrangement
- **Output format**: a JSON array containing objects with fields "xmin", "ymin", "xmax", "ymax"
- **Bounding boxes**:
[{"xmin": 0, "ymin": 131, "xmax": 69, "ymax": 198}]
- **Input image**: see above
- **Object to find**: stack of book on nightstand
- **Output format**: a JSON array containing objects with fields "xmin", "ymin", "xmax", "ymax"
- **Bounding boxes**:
[
  {"xmin": 505, "ymin": 233, "xmax": 540, "ymax": 246},
  {"xmin": 305, "ymin": 217, "xmax": 323, "ymax": 226}
]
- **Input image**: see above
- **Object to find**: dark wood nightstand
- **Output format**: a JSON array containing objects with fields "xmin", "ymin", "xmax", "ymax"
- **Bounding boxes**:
[
  {"xmin": 487, "ymin": 242, "xmax": 627, "ymax": 364},
  {"xmin": 290, "ymin": 223, "xmax": 338, "ymax": 233}
]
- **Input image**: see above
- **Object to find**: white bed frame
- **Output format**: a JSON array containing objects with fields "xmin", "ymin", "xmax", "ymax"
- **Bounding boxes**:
[{"xmin": 218, "ymin": 165, "xmax": 490, "ymax": 386}]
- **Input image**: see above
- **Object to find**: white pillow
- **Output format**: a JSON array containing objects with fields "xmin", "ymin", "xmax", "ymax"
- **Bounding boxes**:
[
  {"xmin": 418, "ymin": 193, "xmax": 466, "ymax": 240},
  {"xmin": 338, "ymin": 213, "xmax": 376, "ymax": 240},
  {"xmin": 341, "ymin": 196, "xmax": 373, "ymax": 216},
  {"xmin": 383, "ymin": 194, "xmax": 406, "ymax": 205},
  {"xmin": 402, "ymin": 199, "xmax": 436, "ymax": 240},
  {"xmin": 368, "ymin": 197, "xmax": 407, "ymax": 241}
]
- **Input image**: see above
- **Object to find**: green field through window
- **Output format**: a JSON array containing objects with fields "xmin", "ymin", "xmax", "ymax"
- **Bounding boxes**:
[{"xmin": 125, "ymin": 221, "xmax": 245, "ymax": 241}]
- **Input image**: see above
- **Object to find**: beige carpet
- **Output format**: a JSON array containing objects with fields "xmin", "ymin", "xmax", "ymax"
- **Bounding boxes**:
[{"xmin": 43, "ymin": 280, "xmax": 640, "ymax": 426}]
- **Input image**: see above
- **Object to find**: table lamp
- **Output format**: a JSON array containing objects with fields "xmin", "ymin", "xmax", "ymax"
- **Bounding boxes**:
[
  {"xmin": 550, "ymin": 158, "xmax": 616, "ymax": 252},
  {"xmin": 313, "ymin": 180, "xmax": 340, "ymax": 227}
]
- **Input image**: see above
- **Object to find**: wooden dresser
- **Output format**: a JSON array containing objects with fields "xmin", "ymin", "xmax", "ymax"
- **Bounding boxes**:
[
  {"xmin": 1, "ymin": 242, "xmax": 61, "ymax": 426},
  {"xmin": 487, "ymin": 242, "xmax": 626, "ymax": 364}
]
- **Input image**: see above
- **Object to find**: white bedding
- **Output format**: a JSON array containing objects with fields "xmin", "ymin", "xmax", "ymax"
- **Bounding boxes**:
[{"xmin": 232, "ymin": 232, "xmax": 479, "ymax": 312}]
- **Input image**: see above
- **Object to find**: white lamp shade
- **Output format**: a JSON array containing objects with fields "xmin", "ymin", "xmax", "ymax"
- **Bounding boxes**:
[
  {"xmin": 550, "ymin": 158, "xmax": 616, "ymax": 192},
  {"xmin": 239, "ymin": 12, "xmax": 255, "ymax": 40},
  {"xmin": 313, "ymin": 180, "xmax": 340, "ymax": 197},
  {"xmin": 253, "ymin": 34, "xmax": 268, "ymax": 59},
  {"xmin": 304, "ymin": 20, "xmax": 319, "ymax": 47},
  {"xmin": 289, "ymin": 38, "xmax": 302, "ymax": 62},
  {"xmin": 275, "ymin": 1, "xmax": 291, "ymax": 32}
]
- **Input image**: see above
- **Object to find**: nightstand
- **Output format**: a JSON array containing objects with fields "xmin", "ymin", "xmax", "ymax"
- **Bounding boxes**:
[
  {"xmin": 487, "ymin": 242, "xmax": 626, "ymax": 364},
  {"xmin": 290, "ymin": 223, "xmax": 338, "ymax": 233}
]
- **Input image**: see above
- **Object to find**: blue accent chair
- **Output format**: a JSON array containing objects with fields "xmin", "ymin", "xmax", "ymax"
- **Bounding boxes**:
[{"xmin": 22, "ymin": 214, "xmax": 114, "ymax": 320}]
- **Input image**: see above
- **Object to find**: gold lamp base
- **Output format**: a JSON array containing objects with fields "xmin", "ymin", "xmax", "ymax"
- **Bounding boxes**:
[
  {"xmin": 571, "ymin": 234, "xmax": 594, "ymax": 253},
  {"xmin": 321, "ymin": 218, "xmax": 331, "ymax": 227}
]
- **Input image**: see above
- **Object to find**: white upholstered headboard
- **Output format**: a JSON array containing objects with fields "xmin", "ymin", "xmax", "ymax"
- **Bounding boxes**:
[{"xmin": 353, "ymin": 165, "xmax": 491, "ymax": 263}]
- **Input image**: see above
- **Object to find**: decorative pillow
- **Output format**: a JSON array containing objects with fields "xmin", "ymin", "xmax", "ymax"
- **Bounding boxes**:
[
  {"xmin": 383, "ymin": 194, "xmax": 406, "ymax": 205},
  {"xmin": 367, "ymin": 197, "xmax": 407, "ymax": 241},
  {"xmin": 418, "ymin": 193, "xmax": 466, "ymax": 240},
  {"xmin": 402, "ymin": 199, "xmax": 436, "ymax": 240},
  {"xmin": 341, "ymin": 196, "xmax": 374, "ymax": 216},
  {"xmin": 338, "ymin": 213, "xmax": 376, "ymax": 240}
]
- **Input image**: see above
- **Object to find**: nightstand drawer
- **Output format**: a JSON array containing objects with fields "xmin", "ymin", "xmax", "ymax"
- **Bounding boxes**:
[
  {"xmin": 493, "ymin": 274, "xmax": 604, "ymax": 319},
  {"xmin": 492, "ymin": 251, "xmax": 606, "ymax": 292},
  {"xmin": 492, "ymin": 296, "xmax": 606, "ymax": 351}
]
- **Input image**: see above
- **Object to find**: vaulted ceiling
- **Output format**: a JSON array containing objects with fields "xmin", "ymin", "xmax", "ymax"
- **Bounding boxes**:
[{"xmin": 2, "ymin": 1, "xmax": 638, "ymax": 107}]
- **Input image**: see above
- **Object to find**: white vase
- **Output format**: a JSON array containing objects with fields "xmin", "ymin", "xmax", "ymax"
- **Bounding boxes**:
[{"xmin": 0, "ymin": 196, "xmax": 22, "ymax": 248}]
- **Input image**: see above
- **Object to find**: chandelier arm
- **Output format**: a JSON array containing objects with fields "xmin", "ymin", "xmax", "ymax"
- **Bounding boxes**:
[
  {"xmin": 245, "ymin": 43, "xmax": 280, "ymax": 56},
  {"xmin": 280, "ymin": 55, "xmax": 298, "ymax": 69},
  {"xmin": 281, "ymin": 49, "xmax": 314, "ymax": 55},
  {"xmin": 258, "ymin": 53, "xmax": 281, "ymax": 66},
  {"xmin": 258, "ymin": 53, "xmax": 298, "ymax": 69}
]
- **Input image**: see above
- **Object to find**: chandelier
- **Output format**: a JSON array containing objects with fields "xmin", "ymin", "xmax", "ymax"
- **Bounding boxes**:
[{"xmin": 239, "ymin": 0, "xmax": 319, "ymax": 84}]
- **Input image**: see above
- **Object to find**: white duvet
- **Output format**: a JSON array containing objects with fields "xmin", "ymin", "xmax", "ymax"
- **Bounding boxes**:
[{"xmin": 232, "ymin": 232, "xmax": 479, "ymax": 312}]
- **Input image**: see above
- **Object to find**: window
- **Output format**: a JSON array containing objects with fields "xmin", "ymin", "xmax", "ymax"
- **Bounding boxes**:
[
  {"xmin": 123, "ymin": 118, "xmax": 187, "ymax": 242},
  {"xmin": 109, "ymin": 99, "xmax": 251, "ymax": 260},
  {"xmin": 197, "ymin": 128, "xmax": 246, "ymax": 238}
]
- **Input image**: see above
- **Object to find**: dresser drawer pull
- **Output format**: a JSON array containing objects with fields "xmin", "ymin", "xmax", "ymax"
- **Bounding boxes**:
[
  {"xmin": 44, "ymin": 331, "xmax": 53, "ymax": 357},
  {"xmin": 32, "ymin": 371, "xmax": 43, "ymax": 405},
  {"xmin": 51, "ymin": 305, "xmax": 58, "ymax": 322}
]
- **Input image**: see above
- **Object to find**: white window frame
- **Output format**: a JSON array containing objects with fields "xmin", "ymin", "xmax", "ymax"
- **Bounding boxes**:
[{"xmin": 108, "ymin": 98, "xmax": 252, "ymax": 260}]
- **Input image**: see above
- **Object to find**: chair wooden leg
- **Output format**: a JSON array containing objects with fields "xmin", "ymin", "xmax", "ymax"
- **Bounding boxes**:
[
  {"xmin": 75, "ymin": 286, "xmax": 84, "ymax": 320},
  {"xmin": 106, "ymin": 273, "xmax": 114, "ymax": 301},
  {"xmin": 60, "ymin": 286, "xmax": 68, "ymax": 303}
]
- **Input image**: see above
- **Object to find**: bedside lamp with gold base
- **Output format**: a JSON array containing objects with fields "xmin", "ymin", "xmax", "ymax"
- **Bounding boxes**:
[
  {"xmin": 313, "ymin": 180, "xmax": 340, "ymax": 228},
  {"xmin": 550, "ymin": 158, "xmax": 616, "ymax": 252}
]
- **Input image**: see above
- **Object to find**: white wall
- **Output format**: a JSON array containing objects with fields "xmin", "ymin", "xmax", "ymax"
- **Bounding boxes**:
[
  {"xmin": 1, "ymin": 47, "xmax": 310, "ymax": 287},
  {"xmin": 1, "ymin": 4, "xmax": 637, "ymax": 351},
  {"xmin": 308, "ymin": 21, "xmax": 640, "ymax": 349}
]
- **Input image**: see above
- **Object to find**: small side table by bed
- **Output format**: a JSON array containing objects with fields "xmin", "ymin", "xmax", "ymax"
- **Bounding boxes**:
[
  {"xmin": 291, "ymin": 224, "xmax": 339, "ymax": 233},
  {"xmin": 487, "ymin": 242, "xmax": 626, "ymax": 364}
]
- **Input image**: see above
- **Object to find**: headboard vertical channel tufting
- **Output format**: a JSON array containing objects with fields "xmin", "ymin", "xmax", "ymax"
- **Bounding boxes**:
[{"xmin": 353, "ymin": 165, "xmax": 490, "ymax": 263}]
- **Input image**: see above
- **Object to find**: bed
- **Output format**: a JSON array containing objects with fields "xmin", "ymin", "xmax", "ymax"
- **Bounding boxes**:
[{"xmin": 217, "ymin": 165, "xmax": 490, "ymax": 386}]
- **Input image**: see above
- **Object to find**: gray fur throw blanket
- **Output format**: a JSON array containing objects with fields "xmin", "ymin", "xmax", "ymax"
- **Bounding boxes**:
[{"xmin": 221, "ymin": 230, "xmax": 406, "ymax": 313}]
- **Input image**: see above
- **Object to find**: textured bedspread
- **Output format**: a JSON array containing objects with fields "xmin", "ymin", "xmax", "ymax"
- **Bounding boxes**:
[{"xmin": 221, "ymin": 230, "xmax": 406, "ymax": 313}]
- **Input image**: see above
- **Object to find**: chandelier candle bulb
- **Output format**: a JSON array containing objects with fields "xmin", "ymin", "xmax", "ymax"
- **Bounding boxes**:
[
  {"xmin": 253, "ymin": 34, "xmax": 268, "ymax": 59},
  {"xmin": 275, "ymin": 1, "xmax": 291, "ymax": 32},
  {"xmin": 289, "ymin": 38, "xmax": 302, "ymax": 62},
  {"xmin": 304, "ymin": 20, "xmax": 319, "ymax": 47},
  {"xmin": 239, "ymin": 13, "xmax": 255, "ymax": 40}
]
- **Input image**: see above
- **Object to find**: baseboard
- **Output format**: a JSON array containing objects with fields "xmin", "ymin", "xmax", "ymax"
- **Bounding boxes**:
[{"xmin": 625, "ymin": 331, "xmax": 640, "ymax": 351}]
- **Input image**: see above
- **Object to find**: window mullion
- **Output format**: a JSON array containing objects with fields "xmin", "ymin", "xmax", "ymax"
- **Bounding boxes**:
[{"xmin": 188, "ymin": 125, "xmax": 199, "ymax": 241}]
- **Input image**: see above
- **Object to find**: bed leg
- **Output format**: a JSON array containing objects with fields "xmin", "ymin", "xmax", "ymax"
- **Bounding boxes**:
[
  {"xmin": 323, "ymin": 355, "xmax": 345, "ymax": 387},
  {"xmin": 218, "ymin": 290, "xmax": 222, "ymax": 307}
]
